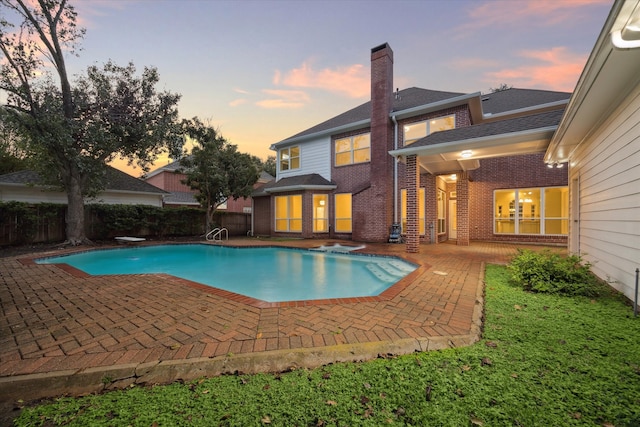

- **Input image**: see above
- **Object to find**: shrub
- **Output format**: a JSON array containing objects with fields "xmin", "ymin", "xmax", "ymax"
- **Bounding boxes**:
[{"xmin": 507, "ymin": 249, "xmax": 603, "ymax": 297}]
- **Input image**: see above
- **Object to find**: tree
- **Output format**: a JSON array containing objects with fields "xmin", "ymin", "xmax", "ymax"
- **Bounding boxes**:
[
  {"xmin": 261, "ymin": 155, "xmax": 276, "ymax": 177},
  {"xmin": 0, "ymin": 0, "xmax": 182, "ymax": 245},
  {"xmin": 179, "ymin": 118, "xmax": 259, "ymax": 232},
  {"xmin": 490, "ymin": 83, "xmax": 512, "ymax": 93},
  {"xmin": 0, "ymin": 108, "xmax": 32, "ymax": 174}
]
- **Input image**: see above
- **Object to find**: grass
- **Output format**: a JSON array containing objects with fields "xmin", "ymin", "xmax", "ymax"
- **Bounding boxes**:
[{"xmin": 13, "ymin": 265, "xmax": 640, "ymax": 426}]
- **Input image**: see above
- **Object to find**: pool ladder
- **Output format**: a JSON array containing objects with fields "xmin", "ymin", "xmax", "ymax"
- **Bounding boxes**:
[{"xmin": 205, "ymin": 227, "xmax": 228, "ymax": 242}]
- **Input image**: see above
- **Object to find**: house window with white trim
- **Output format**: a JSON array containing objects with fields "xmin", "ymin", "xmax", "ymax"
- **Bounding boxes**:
[
  {"xmin": 275, "ymin": 195, "xmax": 302, "ymax": 232},
  {"xmin": 494, "ymin": 187, "xmax": 568, "ymax": 235},
  {"xmin": 335, "ymin": 133, "xmax": 370, "ymax": 166},
  {"xmin": 401, "ymin": 188, "xmax": 425, "ymax": 235},
  {"xmin": 403, "ymin": 114, "xmax": 455, "ymax": 146},
  {"xmin": 334, "ymin": 193, "xmax": 352, "ymax": 232},
  {"xmin": 279, "ymin": 146, "xmax": 300, "ymax": 171}
]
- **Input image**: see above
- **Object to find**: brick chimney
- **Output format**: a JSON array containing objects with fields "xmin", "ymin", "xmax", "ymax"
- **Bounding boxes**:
[{"xmin": 354, "ymin": 43, "xmax": 394, "ymax": 242}]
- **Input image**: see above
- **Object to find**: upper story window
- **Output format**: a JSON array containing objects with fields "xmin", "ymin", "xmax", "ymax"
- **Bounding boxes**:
[
  {"xmin": 335, "ymin": 133, "xmax": 370, "ymax": 166},
  {"xmin": 403, "ymin": 114, "xmax": 455, "ymax": 146},
  {"xmin": 279, "ymin": 146, "xmax": 300, "ymax": 171}
]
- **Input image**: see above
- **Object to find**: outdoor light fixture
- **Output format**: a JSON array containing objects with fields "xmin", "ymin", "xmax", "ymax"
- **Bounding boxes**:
[{"xmin": 460, "ymin": 150, "xmax": 473, "ymax": 158}]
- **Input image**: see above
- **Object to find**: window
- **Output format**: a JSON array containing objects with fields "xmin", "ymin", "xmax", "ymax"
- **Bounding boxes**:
[
  {"xmin": 401, "ymin": 188, "xmax": 425, "ymax": 235},
  {"xmin": 437, "ymin": 189, "xmax": 446, "ymax": 234},
  {"xmin": 313, "ymin": 194, "xmax": 328, "ymax": 233},
  {"xmin": 403, "ymin": 114, "xmax": 455, "ymax": 145},
  {"xmin": 279, "ymin": 146, "xmax": 300, "ymax": 171},
  {"xmin": 335, "ymin": 133, "xmax": 370, "ymax": 166},
  {"xmin": 494, "ymin": 187, "xmax": 568, "ymax": 235},
  {"xmin": 334, "ymin": 193, "xmax": 352, "ymax": 232},
  {"xmin": 275, "ymin": 195, "xmax": 302, "ymax": 232}
]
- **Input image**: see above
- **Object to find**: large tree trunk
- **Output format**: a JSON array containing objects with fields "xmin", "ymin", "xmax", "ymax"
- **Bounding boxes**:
[{"xmin": 65, "ymin": 173, "xmax": 89, "ymax": 245}]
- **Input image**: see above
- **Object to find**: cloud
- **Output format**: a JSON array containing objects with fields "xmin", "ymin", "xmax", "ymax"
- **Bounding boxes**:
[
  {"xmin": 255, "ymin": 89, "xmax": 310, "ymax": 109},
  {"xmin": 229, "ymin": 98, "xmax": 247, "ymax": 107},
  {"xmin": 462, "ymin": 0, "xmax": 611, "ymax": 31},
  {"xmin": 278, "ymin": 61, "xmax": 369, "ymax": 99},
  {"xmin": 484, "ymin": 47, "xmax": 586, "ymax": 91}
]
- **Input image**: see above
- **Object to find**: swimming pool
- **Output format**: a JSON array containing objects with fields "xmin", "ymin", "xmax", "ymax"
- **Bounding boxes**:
[{"xmin": 36, "ymin": 245, "xmax": 417, "ymax": 303}]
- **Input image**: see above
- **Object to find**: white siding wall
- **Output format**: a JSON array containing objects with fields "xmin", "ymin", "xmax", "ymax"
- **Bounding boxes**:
[
  {"xmin": 277, "ymin": 136, "xmax": 331, "ymax": 181},
  {"xmin": 0, "ymin": 186, "xmax": 163, "ymax": 207},
  {"xmin": 569, "ymin": 84, "xmax": 640, "ymax": 301}
]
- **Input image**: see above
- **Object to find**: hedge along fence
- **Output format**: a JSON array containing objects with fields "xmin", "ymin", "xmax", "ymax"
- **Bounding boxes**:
[{"xmin": 0, "ymin": 201, "xmax": 251, "ymax": 246}]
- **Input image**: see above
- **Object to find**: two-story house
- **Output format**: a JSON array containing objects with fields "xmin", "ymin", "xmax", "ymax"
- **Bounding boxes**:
[
  {"xmin": 145, "ymin": 159, "xmax": 273, "ymax": 211},
  {"xmin": 253, "ymin": 43, "xmax": 569, "ymax": 251}
]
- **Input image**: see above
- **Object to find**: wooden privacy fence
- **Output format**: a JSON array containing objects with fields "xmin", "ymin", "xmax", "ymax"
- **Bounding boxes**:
[{"xmin": 0, "ymin": 202, "xmax": 251, "ymax": 246}]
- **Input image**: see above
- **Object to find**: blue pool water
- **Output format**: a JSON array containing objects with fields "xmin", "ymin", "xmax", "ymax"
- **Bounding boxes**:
[{"xmin": 36, "ymin": 245, "xmax": 417, "ymax": 302}]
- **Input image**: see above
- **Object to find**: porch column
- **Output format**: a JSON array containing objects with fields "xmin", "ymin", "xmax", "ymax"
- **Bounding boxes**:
[
  {"xmin": 405, "ymin": 154, "xmax": 420, "ymax": 253},
  {"xmin": 456, "ymin": 171, "xmax": 470, "ymax": 246}
]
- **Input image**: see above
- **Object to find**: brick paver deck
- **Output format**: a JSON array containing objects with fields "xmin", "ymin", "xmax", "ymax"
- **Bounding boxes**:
[{"xmin": 0, "ymin": 239, "xmax": 557, "ymax": 404}]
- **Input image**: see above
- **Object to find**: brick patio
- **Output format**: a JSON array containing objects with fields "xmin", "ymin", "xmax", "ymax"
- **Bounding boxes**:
[{"xmin": 0, "ymin": 239, "xmax": 557, "ymax": 404}]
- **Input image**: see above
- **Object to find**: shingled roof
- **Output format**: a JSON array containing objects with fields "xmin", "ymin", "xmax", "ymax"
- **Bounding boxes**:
[
  {"xmin": 274, "ymin": 87, "xmax": 570, "ymax": 147},
  {"xmin": 408, "ymin": 109, "xmax": 565, "ymax": 148},
  {"xmin": 0, "ymin": 167, "xmax": 168, "ymax": 195},
  {"xmin": 262, "ymin": 173, "xmax": 336, "ymax": 193}
]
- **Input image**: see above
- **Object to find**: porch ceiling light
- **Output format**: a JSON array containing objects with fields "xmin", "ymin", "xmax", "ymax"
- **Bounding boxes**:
[{"xmin": 460, "ymin": 150, "xmax": 473, "ymax": 158}]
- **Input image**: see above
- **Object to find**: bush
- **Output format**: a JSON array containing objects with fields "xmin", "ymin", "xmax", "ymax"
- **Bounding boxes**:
[{"xmin": 507, "ymin": 249, "xmax": 603, "ymax": 297}]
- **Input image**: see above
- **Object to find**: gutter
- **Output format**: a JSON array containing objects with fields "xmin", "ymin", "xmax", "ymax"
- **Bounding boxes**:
[{"xmin": 392, "ymin": 115, "xmax": 399, "ymax": 224}]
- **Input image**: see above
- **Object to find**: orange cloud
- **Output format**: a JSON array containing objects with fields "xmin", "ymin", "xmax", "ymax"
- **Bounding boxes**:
[
  {"xmin": 256, "ymin": 89, "xmax": 310, "ymax": 109},
  {"xmin": 464, "ymin": 0, "xmax": 611, "ymax": 30},
  {"xmin": 485, "ymin": 47, "xmax": 587, "ymax": 92},
  {"xmin": 229, "ymin": 98, "xmax": 247, "ymax": 107},
  {"xmin": 277, "ymin": 61, "xmax": 369, "ymax": 98}
]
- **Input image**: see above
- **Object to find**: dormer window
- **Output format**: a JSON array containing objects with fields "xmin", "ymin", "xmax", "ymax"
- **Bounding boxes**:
[
  {"xmin": 279, "ymin": 146, "xmax": 300, "ymax": 171},
  {"xmin": 403, "ymin": 114, "xmax": 455, "ymax": 146}
]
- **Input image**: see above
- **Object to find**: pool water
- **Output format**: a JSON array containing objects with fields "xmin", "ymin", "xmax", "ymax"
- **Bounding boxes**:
[{"xmin": 37, "ymin": 245, "xmax": 417, "ymax": 302}]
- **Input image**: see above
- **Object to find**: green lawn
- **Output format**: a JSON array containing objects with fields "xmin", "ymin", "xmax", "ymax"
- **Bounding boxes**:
[{"xmin": 14, "ymin": 265, "xmax": 640, "ymax": 426}]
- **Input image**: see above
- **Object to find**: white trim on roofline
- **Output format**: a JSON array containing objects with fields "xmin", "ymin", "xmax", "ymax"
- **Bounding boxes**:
[
  {"xmin": 264, "ymin": 184, "xmax": 337, "ymax": 194},
  {"xmin": 482, "ymin": 99, "xmax": 569, "ymax": 121},
  {"xmin": 389, "ymin": 126, "xmax": 558, "ymax": 158},
  {"xmin": 270, "ymin": 119, "xmax": 371, "ymax": 150},
  {"xmin": 390, "ymin": 92, "xmax": 481, "ymax": 120}
]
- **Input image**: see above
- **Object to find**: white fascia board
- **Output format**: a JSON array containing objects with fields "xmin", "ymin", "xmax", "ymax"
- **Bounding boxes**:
[
  {"xmin": 270, "ymin": 119, "xmax": 371, "ymax": 150},
  {"xmin": 265, "ymin": 184, "xmax": 337, "ymax": 193},
  {"xmin": 483, "ymin": 99, "xmax": 569, "ymax": 121},
  {"xmin": 390, "ymin": 92, "xmax": 481, "ymax": 120},
  {"xmin": 389, "ymin": 126, "xmax": 557, "ymax": 158}
]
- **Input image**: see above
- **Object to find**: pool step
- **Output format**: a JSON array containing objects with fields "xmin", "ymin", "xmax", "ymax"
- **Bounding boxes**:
[
  {"xmin": 366, "ymin": 261, "xmax": 415, "ymax": 282},
  {"xmin": 388, "ymin": 259, "xmax": 416, "ymax": 273}
]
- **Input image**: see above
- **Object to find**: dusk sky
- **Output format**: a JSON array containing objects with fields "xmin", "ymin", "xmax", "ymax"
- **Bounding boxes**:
[{"xmin": 64, "ymin": 0, "xmax": 612, "ymax": 175}]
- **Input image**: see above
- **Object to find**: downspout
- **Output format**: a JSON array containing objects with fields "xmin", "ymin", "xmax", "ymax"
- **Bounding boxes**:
[{"xmin": 392, "ymin": 115, "xmax": 399, "ymax": 224}]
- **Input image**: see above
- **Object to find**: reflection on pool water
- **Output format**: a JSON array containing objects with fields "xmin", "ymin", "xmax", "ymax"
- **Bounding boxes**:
[{"xmin": 37, "ymin": 244, "xmax": 417, "ymax": 302}]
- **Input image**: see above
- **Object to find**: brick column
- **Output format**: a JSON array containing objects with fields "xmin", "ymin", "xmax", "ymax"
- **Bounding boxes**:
[
  {"xmin": 456, "ymin": 172, "xmax": 470, "ymax": 246},
  {"xmin": 405, "ymin": 154, "xmax": 420, "ymax": 253}
]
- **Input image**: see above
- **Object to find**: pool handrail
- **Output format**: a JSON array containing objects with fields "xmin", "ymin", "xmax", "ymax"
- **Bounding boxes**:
[{"xmin": 206, "ymin": 227, "xmax": 228, "ymax": 242}]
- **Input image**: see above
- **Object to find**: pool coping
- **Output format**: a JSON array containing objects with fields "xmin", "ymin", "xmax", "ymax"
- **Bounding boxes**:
[{"xmin": 1, "ymin": 239, "xmax": 522, "ymax": 407}]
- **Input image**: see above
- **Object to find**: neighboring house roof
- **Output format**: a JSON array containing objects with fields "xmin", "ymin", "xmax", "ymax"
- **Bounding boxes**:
[
  {"xmin": 163, "ymin": 191, "xmax": 200, "ymax": 206},
  {"xmin": 272, "ymin": 87, "xmax": 570, "ymax": 149},
  {"xmin": 262, "ymin": 173, "xmax": 336, "ymax": 194},
  {"xmin": 144, "ymin": 158, "xmax": 183, "ymax": 179},
  {"xmin": 0, "ymin": 167, "xmax": 168, "ymax": 195}
]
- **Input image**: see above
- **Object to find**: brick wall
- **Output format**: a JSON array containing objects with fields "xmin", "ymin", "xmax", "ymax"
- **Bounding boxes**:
[
  {"xmin": 252, "ymin": 195, "xmax": 271, "ymax": 236},
  {"xmin": 361, "ymin": 43, "xmax": 395, "ymax": 242},
  {"xmin": 468, "ymin": 153, "xmax": 568, "ymax": 244}
]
